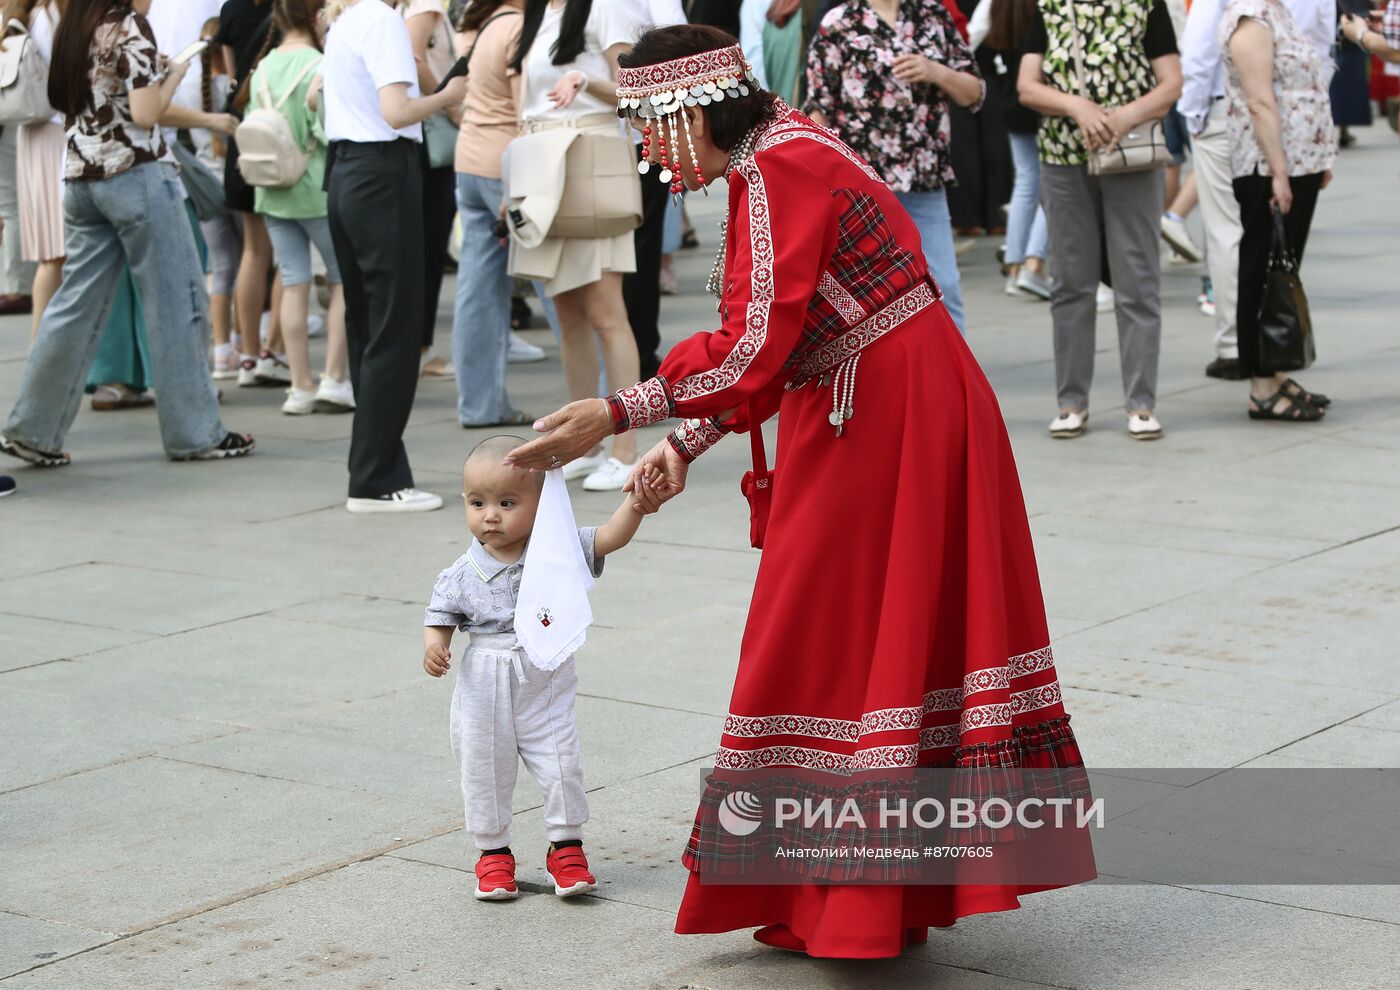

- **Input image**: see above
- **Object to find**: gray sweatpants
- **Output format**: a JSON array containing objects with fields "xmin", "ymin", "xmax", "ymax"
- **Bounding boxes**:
[
  {"xmin": 1040, "ymin": 162, "xmax": 1164, "ymax": 413},
  {"xmin": 450, "ymin": 633, "xmax": 589, "ymax": 851}
]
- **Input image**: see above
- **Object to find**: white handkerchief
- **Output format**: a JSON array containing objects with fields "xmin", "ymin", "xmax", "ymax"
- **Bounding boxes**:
[{"xmin": 516, "ymin": 469, "xmax": 595, "ymax": 671}]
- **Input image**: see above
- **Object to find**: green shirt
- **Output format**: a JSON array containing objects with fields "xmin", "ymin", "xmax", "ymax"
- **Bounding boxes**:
[{"xmin": 249, "ymin": 47, "xmax": 327, "ymax": 220}]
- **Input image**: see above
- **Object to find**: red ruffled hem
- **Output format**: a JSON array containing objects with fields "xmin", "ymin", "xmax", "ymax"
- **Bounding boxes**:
[{"xmin": 674, "ymin": 874, "xmax": 1095, "ymax": 958}]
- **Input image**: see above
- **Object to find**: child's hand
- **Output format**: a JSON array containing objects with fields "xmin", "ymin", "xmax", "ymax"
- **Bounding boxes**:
[
  {"xmin": 424, "ymin": 643, "xmax": 452, "ymax": 677},
  {"xmin": 630, "ymin": 473, "xmax": 664, "ymax": 515}
]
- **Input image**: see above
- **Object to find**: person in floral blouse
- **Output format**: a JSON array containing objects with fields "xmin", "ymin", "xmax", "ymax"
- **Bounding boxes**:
[
  {"xmin": 1222, "ymin": 0, "xmax": 1336, "ymax": 422},
  {"xmin": 805, "ymin": 0, "xmax": 984, "ymax": 331},
  {"xmin": 1017, "ymin": 0, "xmax": 1182, "ymax": 443}
]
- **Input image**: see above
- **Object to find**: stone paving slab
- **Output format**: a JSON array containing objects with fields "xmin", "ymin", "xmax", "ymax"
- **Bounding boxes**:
[
  {"xmin": 0, "ymin": 857, "xmax": 764, "ymax": 990},
  {"xmin": 2, "ymin": 757, "xmax": 450, "ymax": 935},
  {"xmin": 919, "ymin": 883, "xmax": 1400, "ymax": 990},
  {"xmin": 0, "ymin": 913, "xmax": 111, "ymax": 982},
  {"xmin": 0, "ymin": 613, "xmax": 152, "ymax": 672}
]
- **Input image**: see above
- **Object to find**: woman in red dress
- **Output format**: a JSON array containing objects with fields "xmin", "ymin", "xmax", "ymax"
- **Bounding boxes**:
[{"xmin": 506, "ymin": 24, "xmax": 1095, "ymax": 959}]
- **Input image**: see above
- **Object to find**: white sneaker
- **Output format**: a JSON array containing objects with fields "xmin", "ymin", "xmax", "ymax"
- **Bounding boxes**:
[
  {"xmin": 307, "ymin": 314, "xmax": 326, "ymax": 338},
  {"xmin": 1127, "ymin": 411, "xmax": 1163, "ymax": 441},
  {"xmin": 212, "ymin": 347, "xmax": 240, "ymax": 380},
  {"xmin": 1004, "ymin": 272, "xmax": 1021, "ymax": 297},
  {"xmin": 1049, "ymin": 410, "xmax": 1089, "ymax": 439},
  {"xmin": 236, "ymin": 355, "xmax": 260, "ymax": 387},
  {"xmin": 1199, "ymin": 299, "xmax": 1217, "ymax": 318},
  {"xmin": 315, "ymin": 376, "xmax": 355, "ymax": 412},
  {"xmin": 345, "ymin": 488, "xmax": 444, "ymax": 514},
  {"xmin": 1015, "ymin": 268, "xmax": 1052, "ymax": 301},
  {"xmin": 582, "ymin": 456, "xmax": 636, "ymax": 492},
  {"xmin": 508, "ymin": 332, "xmax": 546, "ymax": 363},
  {"xmin": 1160, "ymin": 214, "xmax": 1203, "ymax": 263},
  {"xmin": 254, "ymin": 352, "xmax": 292, "ymax": 386},
  {"xmin": 562, "ymin": 451, "xmax": 607, "ymax": 481},
  {"xmin": 281, "ymin": 387, "xmax": 317, "ymax": 415},
  {"xmin": 1096, "ymin": 284, "xmax": 1115, "ymax": 313}
]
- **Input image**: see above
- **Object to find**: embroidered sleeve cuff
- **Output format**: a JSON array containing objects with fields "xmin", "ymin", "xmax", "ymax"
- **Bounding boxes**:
[
  {"xmin": 667, "ymin": 417, "xmax": 729, "ymax": 463},
  {"xmin": 610, "ymin": 376, "xmax": 675, "ymax": 433}
]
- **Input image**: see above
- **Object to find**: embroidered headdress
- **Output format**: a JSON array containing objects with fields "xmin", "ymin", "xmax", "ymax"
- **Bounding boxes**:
[{"xmin": 615, "ymin": 44, "xmax": 760, "ymax": 198}]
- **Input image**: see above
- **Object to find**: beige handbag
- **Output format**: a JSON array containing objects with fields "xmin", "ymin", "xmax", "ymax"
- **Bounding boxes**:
[
  {"xmin": 507, "ymin": 57, "xmax": 641, "ymax": 241},
  {"xmin": 1065, "ymin": 4, "xmax": 1170, "ymax": 176},
  {"xmin": 551, "ymin": 129, "xmax": 642, "ymax": 238}
]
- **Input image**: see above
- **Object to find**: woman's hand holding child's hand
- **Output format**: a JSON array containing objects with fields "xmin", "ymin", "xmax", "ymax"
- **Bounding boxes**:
[{"xmin": 424, "ymin": 642, "xmax": 452, "ymax": 677}]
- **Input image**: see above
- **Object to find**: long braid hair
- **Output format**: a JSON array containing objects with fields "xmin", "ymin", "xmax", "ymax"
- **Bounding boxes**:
[
  {"xmin": 272, "ymin": 0, "xmax": 323, "ymax": 49},
  {"xmin": 198, "ymin": 16, "xmax": 228, "ymax": 157}
]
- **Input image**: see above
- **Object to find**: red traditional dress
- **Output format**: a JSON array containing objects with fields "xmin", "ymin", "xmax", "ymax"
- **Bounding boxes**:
[{"xmin": 608, "ymin": 98, "xmax": 1095, "ymax": 958}]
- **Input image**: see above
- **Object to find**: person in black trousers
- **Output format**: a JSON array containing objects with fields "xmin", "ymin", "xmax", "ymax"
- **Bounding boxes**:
[
  {"xmin": 622, "ymin": 158, "xmax": 670, "ymax": 381},
  {"xmin": 1222, "ymin": 0, "xmax": 1335, "ymax": 424},
  {"xmin": 321, "ymin": 0, "xmax": 466, "ymax": 513}
]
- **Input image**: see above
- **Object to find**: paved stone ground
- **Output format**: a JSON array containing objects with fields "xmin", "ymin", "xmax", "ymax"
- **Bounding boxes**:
[{"xmin": 2, "ymin": 126, "xmax": 1398, "ymax": 989}]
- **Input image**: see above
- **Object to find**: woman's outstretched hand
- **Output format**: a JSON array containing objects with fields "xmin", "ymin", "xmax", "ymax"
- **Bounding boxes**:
[
  {"xmin": 503, "ymin": 398, "xmax": 615, "ymax": 471},
  {"xmin": 625, "ymin": 439, "xmax": 689, "ymax": 505}
]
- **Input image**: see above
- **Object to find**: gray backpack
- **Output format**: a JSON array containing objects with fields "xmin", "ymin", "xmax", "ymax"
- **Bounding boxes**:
[{"xmin": 0, "ymin": 20, "xmax": 54, "ymax": 126}]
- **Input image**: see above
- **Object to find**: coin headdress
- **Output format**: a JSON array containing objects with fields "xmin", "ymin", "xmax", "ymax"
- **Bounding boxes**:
[{"xmin": 615, "ymin": 44, "xmax": 760, "ymax": 198}]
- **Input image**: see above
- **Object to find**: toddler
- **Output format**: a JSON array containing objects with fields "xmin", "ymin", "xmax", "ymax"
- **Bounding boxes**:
[{"xmin": 424, "ymin": 436, "xmax": 660, "ymax": 900}]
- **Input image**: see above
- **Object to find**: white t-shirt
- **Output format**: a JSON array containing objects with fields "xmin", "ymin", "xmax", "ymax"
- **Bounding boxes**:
[
  {"xmin": 324, "ymin": 0, "xmax": 423, "ymax": 143},
  {"xmin": 520, "ymin": 0, "xmax": 644, "ymax": 123},
  {"xmin": 147, "ymin": 0, "xmax": 226, "ymax": 170},
  {"xmin": 645, "ymin": 0, "xmax": 687, "ymax": 27}
]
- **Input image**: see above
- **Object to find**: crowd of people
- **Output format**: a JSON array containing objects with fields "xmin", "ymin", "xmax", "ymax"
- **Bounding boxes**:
[{"xmin": 0, "ymin": 0, "xmax": 1395, "ymax": 505}]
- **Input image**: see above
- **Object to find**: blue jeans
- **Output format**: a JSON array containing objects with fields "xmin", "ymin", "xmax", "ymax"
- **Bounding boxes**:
[
  {"xmin": 265, "ymin": 214, "xmax": 341, "ymax": 287},
  {"xmin": 5, "ymin": 162, "xmax": 225, "ymax": 457},
  {"xmin": 662, "ymin": 194, "xmax": 684, "ymax": 253},
  {"xmin": 1006, "ymin": 132, "xmax": 1049, "ymax": 265},
  {"xmin": 894, "ymin": 188, "xmax": 965, "ymax": 332},
  {"xmin": 453, "ymin": 173, "xmax": 518, "ymax": 425}
]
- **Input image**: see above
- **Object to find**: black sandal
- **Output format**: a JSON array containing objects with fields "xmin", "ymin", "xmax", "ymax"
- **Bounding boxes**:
[
  {"xmin": 1248, "ymin": 390, "xmax": 1324, "ymax": 422},
  {"xmin": 174, "ymin": 432, "xmax": 256, "ymax": 461},
  {"xmin": 1279, "ymin": 378, "xmax": 1330, "ymax": 409}
]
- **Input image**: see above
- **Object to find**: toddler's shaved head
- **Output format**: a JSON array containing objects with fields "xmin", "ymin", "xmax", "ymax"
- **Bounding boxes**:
[{"xmin": 464, "ymin": 436, "xmax": 544, "ymax": 492}]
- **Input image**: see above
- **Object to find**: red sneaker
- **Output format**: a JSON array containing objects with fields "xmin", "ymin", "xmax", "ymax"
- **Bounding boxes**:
[
  {"xmin": 545, "ymin": 844, "xmax": 597, "ymax": 897},
  {"xmin": 474, "ymin": 852, "xmax": 520, "ymax": 901}
]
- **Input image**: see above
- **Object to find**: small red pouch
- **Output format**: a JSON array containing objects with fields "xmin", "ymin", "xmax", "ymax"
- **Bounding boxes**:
[{"xmin": 739, "ymin": 404, "xmax": 773, "ymax": 549}]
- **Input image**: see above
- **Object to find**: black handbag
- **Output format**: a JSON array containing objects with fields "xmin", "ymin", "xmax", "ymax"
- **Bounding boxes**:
[{"xmin": 1256, "ymin": 205, "xmax": 1316, "ymax": 374}]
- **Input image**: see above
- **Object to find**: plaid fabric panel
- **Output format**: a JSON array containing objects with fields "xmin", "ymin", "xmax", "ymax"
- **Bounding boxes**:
[
  {"xmin": 784, "ymin": 188, "xmax": 928, "ymax": 368},
  {"xmin": 681, "ymin": 775, "xmax": 927, "ymax": 883}
]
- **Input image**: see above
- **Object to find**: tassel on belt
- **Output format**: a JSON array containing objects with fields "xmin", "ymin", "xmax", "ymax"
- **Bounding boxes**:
[{"xmin": 787, "ymin": 278, "xmax": 939, "ymax": 436}]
